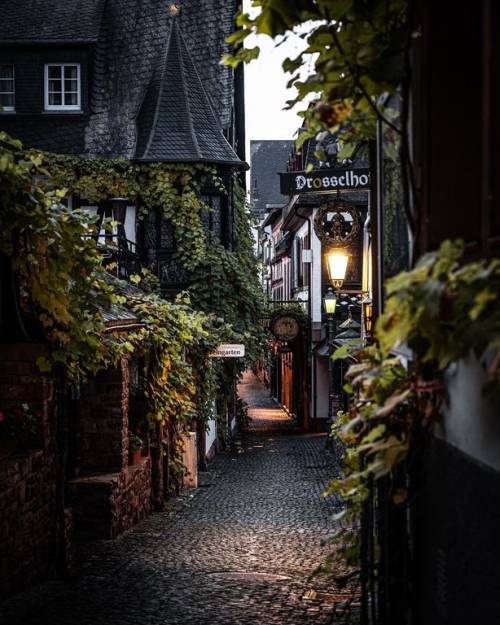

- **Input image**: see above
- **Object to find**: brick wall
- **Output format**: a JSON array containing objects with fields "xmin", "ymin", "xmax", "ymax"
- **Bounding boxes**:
[
  {"xmin": 0, "ymin": 344, "xmax": 57, "ymax": 599},
  {"xmin": 0, "ymin": 349, "xmax": 155, "ymax": 598},
  {"xmin": 68, "ymin": 457, "xmax": 152, "ymax": 539},
  {"xmin": 69, "ymin": 357, "xmax": 153, "ymax": 539},
  {"xmin": 78, "ymin": 358, "xmax": 129, "ymax": 473}
]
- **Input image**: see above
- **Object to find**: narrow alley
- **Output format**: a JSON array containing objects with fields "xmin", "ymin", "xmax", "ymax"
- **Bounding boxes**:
[{"xmin": 0, "ymin": 373, "xmax": 345, "ymax": 625}]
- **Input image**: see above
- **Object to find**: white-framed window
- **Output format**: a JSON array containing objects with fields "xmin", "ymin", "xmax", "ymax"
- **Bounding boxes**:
[
  {"xmin": 44, "ymin": 63, "xmax": 81, "ymax": 111},
  {"xmin": 0, "ymin": 64, "xmax": 15, "ymax": 112}
]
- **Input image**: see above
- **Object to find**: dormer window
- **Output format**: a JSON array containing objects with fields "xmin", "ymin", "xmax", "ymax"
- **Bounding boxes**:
[
  {"xmin": 44, "ymin": 64, "xmax": 81, "ymax": 111},
  {"xmin": 0, "ymin": 65, "xmax": 15, "ymax": 112}
]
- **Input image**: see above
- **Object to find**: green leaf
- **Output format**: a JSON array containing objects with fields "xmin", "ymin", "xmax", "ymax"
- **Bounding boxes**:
[
  {"xmin": 36, "ymin": 356, "xmax": 52, "ymax": 372},
  {"xmin": 332, "ymin": 343, "xmax": 350, "ymax": 361}
]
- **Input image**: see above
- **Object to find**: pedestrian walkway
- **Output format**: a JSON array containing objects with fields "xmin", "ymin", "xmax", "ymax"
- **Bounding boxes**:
[
  {"xmin": 0, "ymin": 372, "xmax": 347, "ymax": 625},
  {"xmin": 238, "ymin": 369, "xmax": 296, "ymax": 432}
]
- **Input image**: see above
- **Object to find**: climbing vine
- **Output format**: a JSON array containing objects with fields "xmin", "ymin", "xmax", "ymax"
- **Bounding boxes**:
[
  {"xmin": 39, "ymin": 150, "xmax": 266, "ymax": 405},
  {"xmin": 224, "ymin": 1, "xmax": 408, "ymax": 157},
  {"xmin": 0, "ymin": 132, "xmax": 118, "ymax": 379},
  {"xmin": 323, "ymin": 239, "xmax": 500, "ymax": 571},
  {"xmin": 2, "ymin": 133, "xmax": 264, "ymax": 485}
]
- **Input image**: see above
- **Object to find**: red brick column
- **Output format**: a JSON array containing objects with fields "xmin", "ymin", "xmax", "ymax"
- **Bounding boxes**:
[
  {"xmin": 78, "ymin": 357, "xmax": 130, "ymax": 473},
  {"xmin": 0, "ymin": 343, "xmax": 57, "ymax": 599}
]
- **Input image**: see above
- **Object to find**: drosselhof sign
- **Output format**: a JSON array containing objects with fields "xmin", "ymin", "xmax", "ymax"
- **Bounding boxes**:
[{"xmin": 279, "ymin": 168, "xmax": 370, "ymax": 195}]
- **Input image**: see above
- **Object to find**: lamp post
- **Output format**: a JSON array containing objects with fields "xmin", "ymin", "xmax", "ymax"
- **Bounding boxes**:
[
  {"xmin": 109, "ymin": 198, "xmax": 130, "ymax": 278},
  {"xmin": 323, "ymin": 287, "xmax": 337, "ymax": 441},
  {"xmin": 324, "ymin": 248, "xmax": 348, "ymax": 444},
  {"xmin": 109, "ymin": 197, "xmax": 129, "ymax": 249},
  {"xmin": 361, "ymin": 296, "xmax": 373, "ymax": 343}
]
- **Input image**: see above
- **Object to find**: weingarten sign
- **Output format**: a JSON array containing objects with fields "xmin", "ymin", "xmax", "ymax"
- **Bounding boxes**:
[{"xmin": 279, "ymin": 167, "xmax": 370, "ymax": 195}]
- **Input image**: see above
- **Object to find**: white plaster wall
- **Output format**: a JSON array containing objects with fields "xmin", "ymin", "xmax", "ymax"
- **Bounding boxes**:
[
  {"xmin": 436, "ymin": 353, "xmax": 500, "ymax": 472},
  {"xmin": 311, "ymin": 209, "xmax": 323, "ymax": 324},
  {"xmin": 295, "ymin": 220, "xmax": 309, "ymax": 240},
  {"xmin": 315, "ymin": 356, "xmax": 330, "ymax": 419},
  {"xmin": 205, "ymin": 417, "xmax": 218, "ymax": 457}
]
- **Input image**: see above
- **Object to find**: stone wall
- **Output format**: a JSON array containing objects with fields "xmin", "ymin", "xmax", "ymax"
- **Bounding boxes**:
[{"xmin": 0, "ymin": 344, "xmax": 57, "ymax": 599}]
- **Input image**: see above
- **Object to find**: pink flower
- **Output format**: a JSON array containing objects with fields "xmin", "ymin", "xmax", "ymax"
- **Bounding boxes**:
[{"xmin": 0, "ymin": 411, "xmax": 6, "ymax": 423}]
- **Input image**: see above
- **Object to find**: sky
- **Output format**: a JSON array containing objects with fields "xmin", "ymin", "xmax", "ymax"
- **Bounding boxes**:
[{"xmin": 242, "ymin": 0, "xmax": 312, "ymax": 154}]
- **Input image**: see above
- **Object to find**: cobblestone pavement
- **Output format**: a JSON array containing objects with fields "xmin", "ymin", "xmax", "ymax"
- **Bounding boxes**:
[{"xmin": 1, "ymin": 372, "xmax": 345, "ymax": 625}]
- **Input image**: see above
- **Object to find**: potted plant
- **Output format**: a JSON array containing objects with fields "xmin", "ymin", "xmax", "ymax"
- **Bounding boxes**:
[{"xmin": 128, "ymin": 431, "xmax": 144, "ymax": 466}]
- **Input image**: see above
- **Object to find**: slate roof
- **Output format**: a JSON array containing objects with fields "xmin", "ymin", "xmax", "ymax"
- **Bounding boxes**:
[
  {"xmin": 0, "ymin": 0, "xmax": 105, "ymax": 44},
  {"xmin": 134, "ymin": 17, "xmax": 241, "ymax": 165},
  {"xmin": 0, "ymin": 0, "xmax": 241, "ymax": 166},
  {"xmin": 250, "ymin": 140, "xmax": 294, "ymax": 218},
  {"xmin": 85, "ymin": 0, "xmax": 239, "ymax": 161}
]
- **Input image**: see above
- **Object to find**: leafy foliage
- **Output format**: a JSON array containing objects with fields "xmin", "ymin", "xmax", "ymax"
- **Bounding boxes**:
[
  {"xmin": 1, "ymin": 133, "xmax": 265, "ymax": 488},
  {"xmin": 224, "ymin": 0, "xmax": 409, "ymax": 152},
  {"xmin": 325, "ymin": 239, "xmax": 500, "ymax": 570},
  {"xmin": 0, "ymin": 132, "xmax": 119, "ymax": 379},
  {"xmin": 41, "ymin": 151, "xmax": 265, "ymax": 418}
]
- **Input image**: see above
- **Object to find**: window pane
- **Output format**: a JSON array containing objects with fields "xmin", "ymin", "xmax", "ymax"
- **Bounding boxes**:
[
  {"xmin": 49, "ymin": 79, "xmax": 62, "ymax": 92},
  {"xmin": 65, "ymin": 66, "xmax": 78, "ymax": 79},
  {"xmin": 0, "ymin": 79, "xmax": 14, "ymax": 91},
  {"xmin": 0, "ymin": 65, "xmax": 13, "ymax": 80},
  {"xmin": 0, "ymin": 93, "xmax": 14, "ymax": 108},
  {"xmin": 49, "ymin": 93, "xmax": 62, "ymax": 106},
  {"xmin": 45, "ymin": 64, "xmax": 80, "ymax": 108},
  {"xmin": 64, "ymin": 79, "xmax": 78, "ymax": 92},
  {"xmin": 65, "ymin": 92, "xmax": 78, "ymax": 106},
  {"xmin": 48, "ymin": 66, "xmax": 61, "ymax": 79}
]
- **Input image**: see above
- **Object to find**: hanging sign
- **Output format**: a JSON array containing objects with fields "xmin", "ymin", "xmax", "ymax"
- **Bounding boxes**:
[
  {"xmin": 209, "ymin": 343, "xmax": 245, "ymax": 358},
  {"xmin": 270, "ymin": 315, "xmax": 300, "ymax": 341},
  {"xmin": 279, "ymin": 167, "xmax": 370, "ymax": 195}
]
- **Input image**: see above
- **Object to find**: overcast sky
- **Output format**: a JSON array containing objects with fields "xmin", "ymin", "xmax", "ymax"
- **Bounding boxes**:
[{"xmin": 242, "ymin": 0, "xmax": 311, "ymax": 153}]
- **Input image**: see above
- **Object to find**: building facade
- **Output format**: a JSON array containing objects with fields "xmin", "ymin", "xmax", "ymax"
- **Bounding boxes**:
[
  {"xmin": 255, "ymin": 130, "xmax": 370, "ymax": 430},
  {"xmin": 0, "ymin": 0, "xmax": 245, "ymax": 598}
]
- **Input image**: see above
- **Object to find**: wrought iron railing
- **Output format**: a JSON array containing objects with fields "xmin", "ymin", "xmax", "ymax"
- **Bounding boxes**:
[
  {"xmin": 99, "ymin": 239, "xmax": 141, "ymax": 281},
  {"xmin": 81, "ymin": 235, "xmax": 142, "ymax": 281}
]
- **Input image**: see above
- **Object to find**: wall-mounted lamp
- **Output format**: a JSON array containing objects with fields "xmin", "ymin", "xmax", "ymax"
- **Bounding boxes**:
[
  {"xmin": 109, "ymin": 197, "xmax": 129, "ymax": 225},
  {"xmin": 325, "ymin": 248, "xmax": 349, "ymax": 289}
]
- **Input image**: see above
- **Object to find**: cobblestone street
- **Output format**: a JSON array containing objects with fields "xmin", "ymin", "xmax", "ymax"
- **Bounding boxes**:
[{"xmin": 1, "ymin": 372, "xmax": 344, "ymax": 625}]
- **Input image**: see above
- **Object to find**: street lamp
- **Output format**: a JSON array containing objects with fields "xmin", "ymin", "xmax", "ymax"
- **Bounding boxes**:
[
  {"xmin": 323, "ymin": 287, "xmax": 337, "ymax": 442},
  {"xmin": 325, "ymin": 248, "xmax": 349, "ymax": 288},
  {"xmin": 109, "ymin": 197, "xmax": 130, "ymax": 250},
  {"xmin": 109, "ymin": 197, "xmax": 129, "ymax": 225},
  {"xmin": 109, "ymin": 198, "xmax": 131, "ymax": 278},
  {"xmin": 323, "ymin": 287, "xmax": 337, "ymax": 315}
]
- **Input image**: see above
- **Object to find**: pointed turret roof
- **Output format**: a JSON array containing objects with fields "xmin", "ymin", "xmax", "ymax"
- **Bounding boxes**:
[{"xmin": 134, "ymin": 16, "xmax": 243, "ymax": 166}]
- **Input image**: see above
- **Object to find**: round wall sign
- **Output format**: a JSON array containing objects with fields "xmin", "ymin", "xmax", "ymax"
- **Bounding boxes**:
[{"xmin": 270, "ymin": 315, "xmax": 300, "ymax": 341}]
